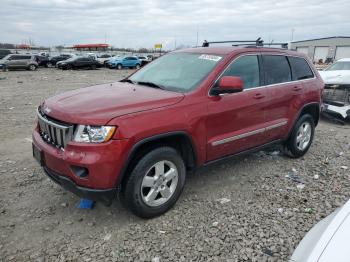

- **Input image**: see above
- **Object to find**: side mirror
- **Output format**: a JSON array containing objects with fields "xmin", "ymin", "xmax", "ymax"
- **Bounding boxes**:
[{"xmin": 211, "ymin": 76, "xmax": 244, "ymax": 95}]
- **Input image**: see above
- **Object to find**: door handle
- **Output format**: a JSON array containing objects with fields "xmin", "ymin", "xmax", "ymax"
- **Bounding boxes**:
[
  {"xmin": 254, "ymin": 93, "xmax": 265, "ymax": 99},
  {"xmin": 293, "ymin": 86, "xmax": 302, "ymax": 91}
]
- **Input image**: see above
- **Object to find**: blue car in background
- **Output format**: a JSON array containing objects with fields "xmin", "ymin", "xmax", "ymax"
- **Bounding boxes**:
[{"xmin": 107, "ymin": 56, "xmax": 141, "ymax": 69}]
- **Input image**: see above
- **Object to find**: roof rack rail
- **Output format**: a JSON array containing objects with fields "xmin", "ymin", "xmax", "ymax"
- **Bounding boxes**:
[{"xmin": 202, "ymin": 38, "xmax": 288, "ymax": 49}]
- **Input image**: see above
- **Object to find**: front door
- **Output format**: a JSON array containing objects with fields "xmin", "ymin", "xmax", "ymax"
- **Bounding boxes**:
[{"xmin": 206, "ymin": 54, "xmax": 268, "ymax": 161}]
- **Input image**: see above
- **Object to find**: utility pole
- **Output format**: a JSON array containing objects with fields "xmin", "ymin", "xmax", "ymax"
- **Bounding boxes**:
[{"xmin": 291, "ymin": 28, "xmax": 295, "ymax": 42}]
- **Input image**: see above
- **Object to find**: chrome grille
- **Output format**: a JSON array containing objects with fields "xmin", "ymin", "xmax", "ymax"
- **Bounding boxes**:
[{"xmin": 37, "ymin": 108, "xmax": 74, "ymax": 148}]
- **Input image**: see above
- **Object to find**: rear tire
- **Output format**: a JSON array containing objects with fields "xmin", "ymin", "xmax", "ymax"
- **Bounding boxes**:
[
  {"xmin": 135, "ymin": 64, "xmax": 140, "ymax": 69},
  {"xmin": 284, "ymin": 114, "xmax": 315, "ymax": 158},
  {"xmin": 122, "ymin": 147, "xmax": 186, "ymax": 218},
  {"xmin": 47, "ymin": 62, "xmax": 53, "ymax": 68},
  {"xmin": 91, "ymin": 64, "xmax": 96, "ymax": 70}
]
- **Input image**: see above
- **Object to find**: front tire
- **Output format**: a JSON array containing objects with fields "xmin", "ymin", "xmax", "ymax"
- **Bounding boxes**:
[
  {"xmin": 284, "ymin": 114, "xmax": 315, "ymax": 158},
  {"xmin": 123, "ymin": 147, "xmax": 186, "ymax": 218},
  {"xmin": 28, "ymin": 64, "xmax": 37, "ymax": 71},
  {"xmin": 117, "ymin": 64, "xmax": 122, "ymax": 70},
  {"xmin": 135, "ymin": 64, "xmax": 140, "ymax": 69}
]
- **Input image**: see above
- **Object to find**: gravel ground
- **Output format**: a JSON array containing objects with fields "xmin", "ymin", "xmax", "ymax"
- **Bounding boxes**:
[{"xmin": 0, "ymin": 68, "xmax": 349, "ymax": 262}]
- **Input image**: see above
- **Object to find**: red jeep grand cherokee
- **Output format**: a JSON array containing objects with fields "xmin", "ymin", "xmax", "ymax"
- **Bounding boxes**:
[{"xmin": 32, "ymin": 46, "xmax": 323, "ymax": 218}]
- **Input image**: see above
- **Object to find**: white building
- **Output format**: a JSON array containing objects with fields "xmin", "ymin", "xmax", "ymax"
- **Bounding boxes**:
[{"xmin": 290, "ymin": 36, "xmax": 350, "ymax": 63}]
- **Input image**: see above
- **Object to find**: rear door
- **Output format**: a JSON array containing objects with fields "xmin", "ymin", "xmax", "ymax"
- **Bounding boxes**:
[
  {"xmin": 262, "ymin": 54, "xmax": 304, "ymax": 142},
  {"xmin": 18, "ymin": 55, "xmax": 32, "ymax": 68},
  {"xmin": 206, "ymin": 54, "xmax": 269, "ymax": 161},
  {"xmin": 74, "ymin": 58, "xmax": 85, "ymax": 68}
]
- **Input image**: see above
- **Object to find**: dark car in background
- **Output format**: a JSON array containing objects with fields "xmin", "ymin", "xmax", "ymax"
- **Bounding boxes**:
[
  {"xmin": 34, "ymin": 55, "xmax": 50, "ymax": 67},
  {"xmin": 57, "ymin": 57, "xmax": 101, "ymax": 70},
  {"xmin": 0, "ymin": 49, "xmax": 11, "ymax": 59},
  {"xmin": 47, "ymin": 54, "xmax": 75, "ymax": 67}
]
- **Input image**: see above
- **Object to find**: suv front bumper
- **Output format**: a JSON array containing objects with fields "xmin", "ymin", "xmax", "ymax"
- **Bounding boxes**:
[
  {"xmin": 32, "ymin": 128, "xmax": 130, "ymax": 204},
  {"xmin": 43, "ymin": 166, "xmax": 116, "ymax": 205}
]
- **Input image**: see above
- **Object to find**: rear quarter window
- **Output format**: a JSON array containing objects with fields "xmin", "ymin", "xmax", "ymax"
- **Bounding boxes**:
[
  {"xmin": 262, "ymin": 55, "xmax": 291, "ymax": 85},
  {"xmin": 288, "ymin": 56, "xmax": 314, "ymax": 80}
]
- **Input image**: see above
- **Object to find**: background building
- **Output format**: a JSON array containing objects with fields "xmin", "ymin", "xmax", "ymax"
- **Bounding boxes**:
[{"xmin": 290, "ymin": 36, "xmax": 350, "ymax": 63}]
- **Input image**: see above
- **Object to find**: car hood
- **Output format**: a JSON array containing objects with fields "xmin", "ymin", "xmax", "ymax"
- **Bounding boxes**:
[
  {"xmin": 42, "ymin": 82, "xmax": 184, "ymax": 125},
  {"xmin": 290, "ymin": 199, "xmax": 350, "ymax": 262},
  {"xmin": 319, "ymin": 70, "xmax": 350, "ymax": 84}
]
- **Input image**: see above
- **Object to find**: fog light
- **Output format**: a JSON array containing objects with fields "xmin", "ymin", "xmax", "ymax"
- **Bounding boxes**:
[{"xmin": 71, "ymin": 166, "xmax": 89, "ymax": 178}]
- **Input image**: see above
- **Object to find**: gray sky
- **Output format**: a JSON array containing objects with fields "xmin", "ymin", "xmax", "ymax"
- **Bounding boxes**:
[{"xmin": 1, "ymin": 0, "xmax": 349, "ymax": 49}]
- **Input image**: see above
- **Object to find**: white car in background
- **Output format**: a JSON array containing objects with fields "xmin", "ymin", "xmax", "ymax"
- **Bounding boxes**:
[
  {"xmin": 96, "ymin": 54, "xmax": 113, "ymax": 66},
  {"xmin": 290, "ymin": 199, "xmax": 350, "ymax": 262},
  {"xmin": 319, "ymin": 58, "xmax": 350, "ymax": 119}
]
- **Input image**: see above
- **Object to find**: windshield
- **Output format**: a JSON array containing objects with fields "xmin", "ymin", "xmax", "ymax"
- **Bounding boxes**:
[
  {"xmin": 129, "ymin": 53, "xmax": 223, "ymax": 93},
  {"xmin": 326, "ymin": 61, "xmax": 350, "ymax": 71}
]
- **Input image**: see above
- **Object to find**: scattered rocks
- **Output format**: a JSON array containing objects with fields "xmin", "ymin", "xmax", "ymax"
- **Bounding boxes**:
[
  {"xmin": 103, "ymin": 233, "xmax": 112, "ymax": 241},
  {"xmin": 217, "ymin": 197, "xmax": 231, "ymax": 204}
]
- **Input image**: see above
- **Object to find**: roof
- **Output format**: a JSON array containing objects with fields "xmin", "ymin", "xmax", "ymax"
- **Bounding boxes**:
[
  {"xmin": 73, "ymin": 44, "xmax": 109, "ymax": 48},
  {"xmin": 175, "ymin": 46, "xmax": 299, "ymax": 56},
  {"xmin": 338, "ymin": 58, "xmax": 350, "ymax": 62},
  {"xmin": 291, "ymin": 36, "xmax": 350, "ymax": 43}
]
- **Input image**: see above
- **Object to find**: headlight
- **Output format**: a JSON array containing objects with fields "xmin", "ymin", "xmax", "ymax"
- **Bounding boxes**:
[{"xmin": 73, "ymin": 125, "xmax": 116, "ymax": 143}]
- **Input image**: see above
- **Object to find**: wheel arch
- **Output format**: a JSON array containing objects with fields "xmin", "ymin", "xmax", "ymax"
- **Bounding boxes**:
[
  {"xmin": 298, "ymin": 103, "xmax": 320, "ymax": 127},
  {"xmin": 286, "ymin": 102, "xmax": 320, "ymax": 140},
  {"xmin": 117, "ymin": 131, "xmax": 197, "ymax": 188}
]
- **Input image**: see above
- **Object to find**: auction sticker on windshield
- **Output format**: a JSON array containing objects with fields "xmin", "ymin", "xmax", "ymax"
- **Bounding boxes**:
[{"xmin": 198, "ymin": 54, "xmax": 222, "ymax": 62}]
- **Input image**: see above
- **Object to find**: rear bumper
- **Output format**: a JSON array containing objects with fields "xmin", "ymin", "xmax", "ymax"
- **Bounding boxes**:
[{"xmin": 44, "ymin": 166, "xmax": 117, "ymax": 205}]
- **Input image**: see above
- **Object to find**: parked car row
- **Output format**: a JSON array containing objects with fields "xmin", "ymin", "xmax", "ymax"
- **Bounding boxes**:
[{"xmin": 0, "ymin": 49, "xmax": 154, "ymax": 71}]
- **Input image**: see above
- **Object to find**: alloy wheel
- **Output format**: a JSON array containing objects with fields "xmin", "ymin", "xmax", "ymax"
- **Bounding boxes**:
[
  {"xmin": 141, "ymin": 160, "xmax": 178, "ymax": 207},
  {"xmin": 296, "ymin": 122, "xmax": 312, "ymax": 151}
]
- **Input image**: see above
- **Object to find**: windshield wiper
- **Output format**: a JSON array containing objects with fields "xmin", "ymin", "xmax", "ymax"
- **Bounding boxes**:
[
  {"xmin": 120, "ymin": 79, "xmax": 135, "ymax": 84},
  {"xmin": 136, "ymin": 81, "xmax": 165, "ymax": 90}
]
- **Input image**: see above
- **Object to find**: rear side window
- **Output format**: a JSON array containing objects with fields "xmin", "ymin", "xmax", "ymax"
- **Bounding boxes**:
[
  {"xmin": 288, "ymin": 57, "xmax": 314, "ymax": 80},
  {"xmin": 221, "ymin": 55, "xmax": 260, "ymax": 89},
  {"xmin": 262, "ymin": 55, "xmax": 291, "ymax": 85}
]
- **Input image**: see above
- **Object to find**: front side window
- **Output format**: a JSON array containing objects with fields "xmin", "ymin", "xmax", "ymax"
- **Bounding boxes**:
[
  {"xmin": 129, "ymin": 53, "xmax": 223, "ymax": 93},
  {"xmin": 220, "ymin": 55, "xmax": 260, "ymax": 89},
  {"xmin": 288, "ymin": 56, "xmax": 314, "ymax": 80},
  {"xmin": 262, "ymin": 55, "xmax": 291, "ymax": 85}
]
